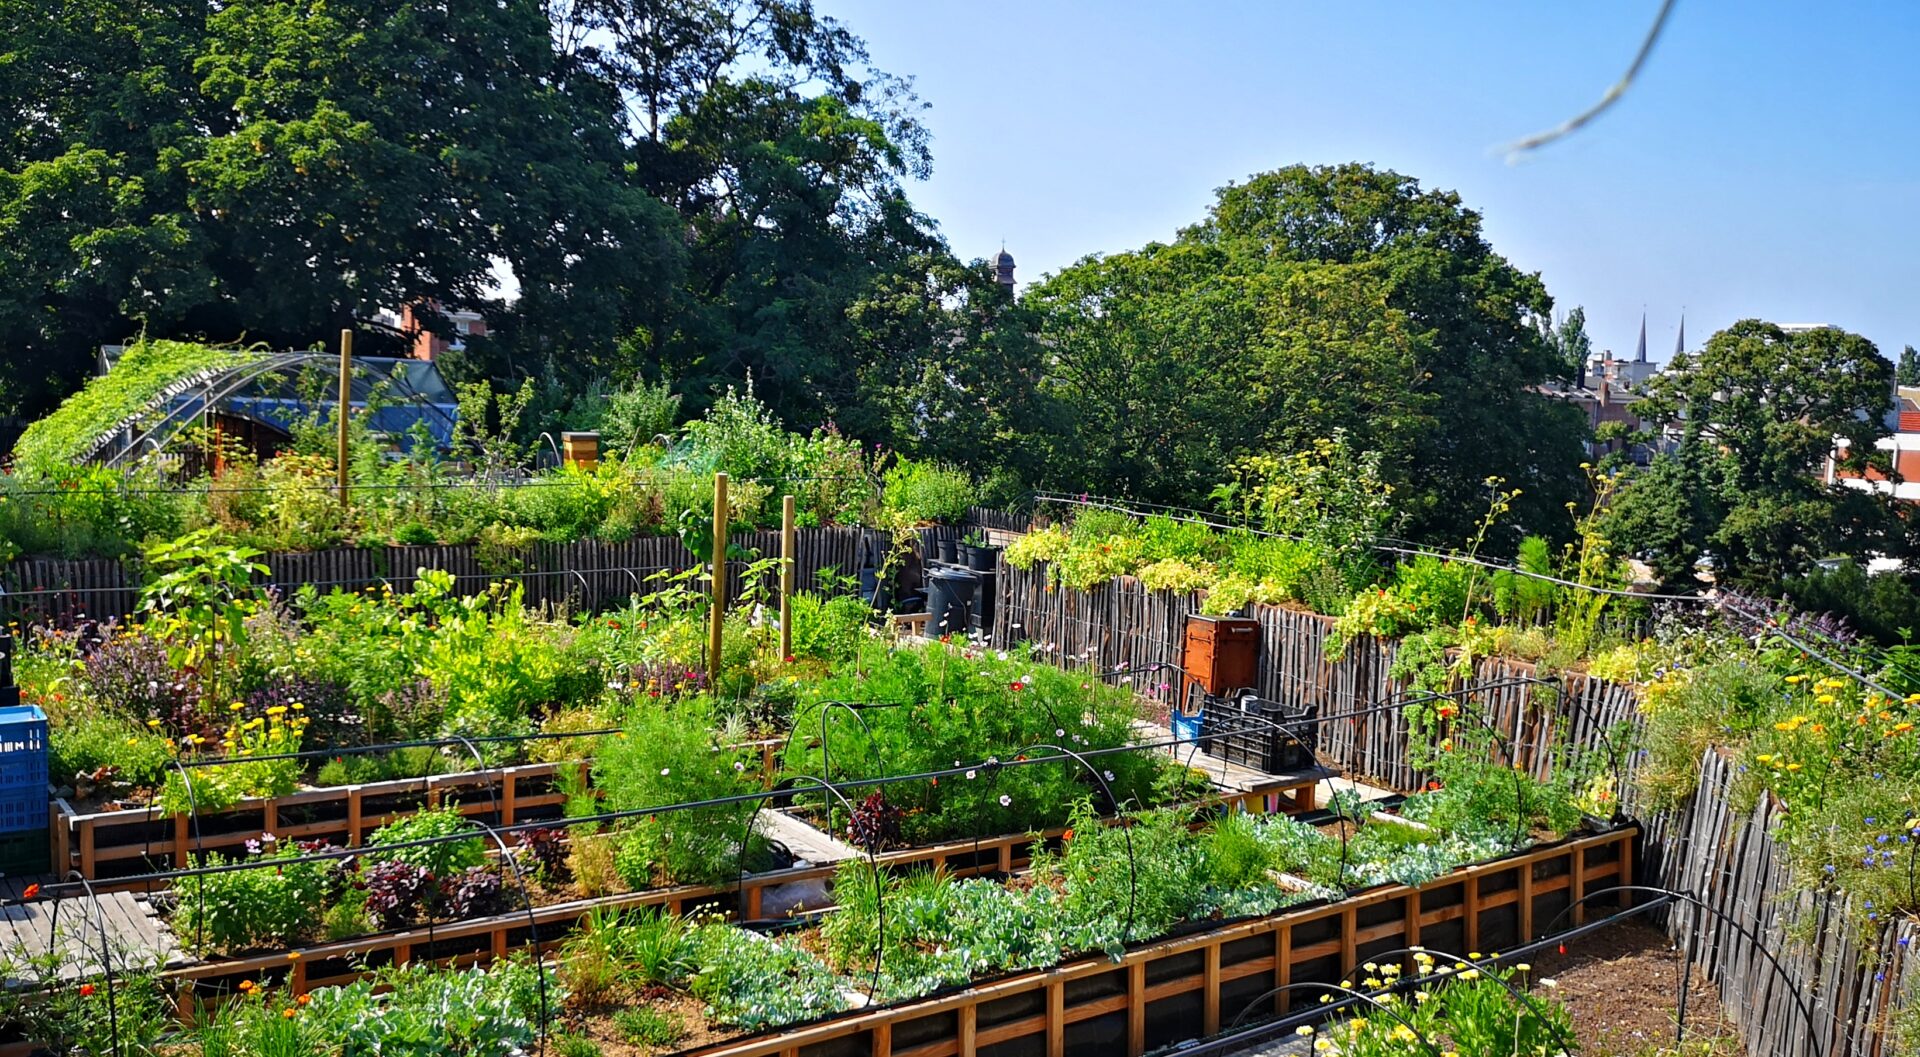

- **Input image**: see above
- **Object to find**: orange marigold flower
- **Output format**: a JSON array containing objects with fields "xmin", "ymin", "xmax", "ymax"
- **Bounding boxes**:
[{"xmin": 79, "ymin": 984, "xmax": 95, "ymax": 997}]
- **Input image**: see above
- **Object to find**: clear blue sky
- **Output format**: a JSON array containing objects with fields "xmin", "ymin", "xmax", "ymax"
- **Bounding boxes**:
[{"xmin": 819, "ymin": 0, "xmax": 1920, "ymax": 363}]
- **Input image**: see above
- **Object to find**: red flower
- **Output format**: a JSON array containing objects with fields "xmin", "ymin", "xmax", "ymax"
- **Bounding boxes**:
[
  {"xmin": 1009, "ymin": 682, "xmax": 1024, "ymax": 692},
  {"xmin": 784, "ymin": 655, "xmax": 796, "ymax": 664},
  {"xmin": 21, "ymin": 883, "xmax": 39, "ymax": 900},
  {"xmin": 79, "ymin": 984, "xmax": 94, "ymax": 997},
  {"xmin": 607, "ymin": 620, "xmax": 622, "ymax": 630}
]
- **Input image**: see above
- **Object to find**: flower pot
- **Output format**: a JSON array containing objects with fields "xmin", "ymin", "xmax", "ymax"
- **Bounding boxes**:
[
  {"xmin": 960, "ymin": 543, "xmax": 1000, "ymax": 572},
  {"xmin": 935, "ymin": 537, "xmax": 958, "ymax": 564}
]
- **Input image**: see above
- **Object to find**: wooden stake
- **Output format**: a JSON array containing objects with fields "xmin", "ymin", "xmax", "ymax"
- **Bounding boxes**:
[
  {"xmin": 709, "ymin": 472, "xmax": 729, "ymax": 676},
  {"xmin": 780, "ymin": 494, "xmax": 796, "ymax": 662},
  {"xmin": 337, "ymin": 329, "xmax": 353, "ymax": 507}
]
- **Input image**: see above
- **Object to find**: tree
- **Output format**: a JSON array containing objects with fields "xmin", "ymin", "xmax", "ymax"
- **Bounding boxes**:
[
  {"xmin": 1608, "ymin": 319, "xmax": 1899, "ymax": 588},
  {"xmin": 1013, "ymin": 163, "xmax": 1586, "ymax": 546},
  {"xmin": 0, "ymin": 0, "xmax": 963, "ymax": 446},
  {"xmin": 1899, "ymin": 344, "xmax": 1920, "ymax": 387},
  {"xmin": 1538, "ymin": 307, "xmax": 1593, "ymax": 385},
  {"xmin": 0, "ymin": 0, "xmax": 695, "ymax": 415}
]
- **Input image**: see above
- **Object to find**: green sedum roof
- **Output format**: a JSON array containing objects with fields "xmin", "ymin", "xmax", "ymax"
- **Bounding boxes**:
[{"xmin": 12, "ymin": 339, "xmax": 265, "ymax": 473}]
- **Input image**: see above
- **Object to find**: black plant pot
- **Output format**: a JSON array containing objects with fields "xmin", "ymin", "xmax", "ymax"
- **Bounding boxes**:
[
  {"xmin": 858, "ymin": 566, "xmax": 896, "ymax": 612},
  {"xmin": 935, "ymin": 537, "xmax": 958, "ymax": 564},
  {"xmin": 960, "ymin": 543, "xmax": 1000, "ymax": 572}
]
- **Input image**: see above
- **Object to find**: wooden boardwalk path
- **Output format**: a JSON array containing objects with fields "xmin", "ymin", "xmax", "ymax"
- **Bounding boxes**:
[{"xmin": 0, "ymin": 875, "xmax": 189, "ymax": 982}]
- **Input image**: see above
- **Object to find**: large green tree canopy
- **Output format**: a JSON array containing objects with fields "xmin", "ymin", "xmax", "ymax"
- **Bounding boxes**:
[
  {"xmin": 0, "ymin": 0, "xmax": 961, "ymax": 440},
  {"xmin": 1014, "ymin": 163, "xmax": 1587, "ymax": 545},
  {"xmin": 1604, "ymin": 319, "xmax": 1901, "ymax": 589}
]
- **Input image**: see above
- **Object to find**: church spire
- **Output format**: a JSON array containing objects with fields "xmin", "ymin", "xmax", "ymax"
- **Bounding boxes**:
[
  {"xmin": 1673, "ymin": 314, "xmax": 1685, "ymax": 359},
  {"xmin": 1635, "ymin": 313, "xmax": 1647, "ymax": 363}
]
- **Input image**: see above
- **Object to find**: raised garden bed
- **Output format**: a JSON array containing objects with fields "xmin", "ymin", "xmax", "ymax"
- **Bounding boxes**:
[{"xmin": 668, "ymin": 824, "xmax": 1635, "ymax": 1057}]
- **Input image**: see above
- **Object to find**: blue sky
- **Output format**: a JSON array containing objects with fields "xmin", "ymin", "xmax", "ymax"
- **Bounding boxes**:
[{"xmin": 819, "ymin": 1, "xmax": 1920, "ymax": 363}]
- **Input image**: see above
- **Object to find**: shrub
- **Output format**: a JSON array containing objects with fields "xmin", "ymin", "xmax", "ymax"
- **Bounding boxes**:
[
  {"xmin": 368, "ymin": 807, "xmax": 487, "ymax": 877},
  {"xmin": 612, "ymin": 1007, "xmax": 682, "ymax": 1047},
  {"xmin": 592, "ymin": 698, "xmax": 764, "ymax": 886},
  {"xmin": 787, "ymin": 591, "xmax": 868, "ymax": 661},
  {"xmin": 75, "ymin": 629, "xmax": 195, "ymax": 725},
  {"xmin": 172, "ymin": 846, "xmax": 328, "ymax": 952},
  {"xmin": 599, "ymin": 380, "xmax": 682, "ymax": 454},
  {"xmin": 881, "ymin": 458, "xmax": 973, "ymax": 525}
]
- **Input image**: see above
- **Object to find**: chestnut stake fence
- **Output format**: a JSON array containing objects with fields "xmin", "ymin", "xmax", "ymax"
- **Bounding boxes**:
[{"xmin": 988, "ymin": 561, "xmax": 1920, "ymax": 1057}]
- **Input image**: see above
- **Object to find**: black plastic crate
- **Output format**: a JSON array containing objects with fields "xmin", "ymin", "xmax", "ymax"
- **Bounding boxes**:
[{"xmin": 1199, "ymin": 696, "xmax": 1317, "ymax": 775}]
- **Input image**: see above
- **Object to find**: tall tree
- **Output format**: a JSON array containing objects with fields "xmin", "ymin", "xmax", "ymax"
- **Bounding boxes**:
[
  {"xmin": 1538, "ymin": 306, "xmax": 1593, "ymax": 384},
  {"xmin": 1606, "ymin": 320, "xmax": 1899, "ymax": 588},
  {"xmin": 1015, "ymin": 163, "xmax": 1586, "ymax": 546},
  {"xmin": 0, "ymin": 0, "xmax": 693, "ymax": 412},
  {"xmin": 1898, "ymin": 344, "xmax": 1920, "ymax": 387}
]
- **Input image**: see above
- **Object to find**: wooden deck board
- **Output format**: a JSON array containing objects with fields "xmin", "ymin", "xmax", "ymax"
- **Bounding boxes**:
[
  {"xmin": 1132, "ymin": 719, "xmax": 1336, "ymax": 796},
  {"xmin": 0, "ymin": 876, "xmax": 187, "ymax": 982},
  {"xmin": 761, "ymin": 809, "xmax": 859, "ymax": 866}
]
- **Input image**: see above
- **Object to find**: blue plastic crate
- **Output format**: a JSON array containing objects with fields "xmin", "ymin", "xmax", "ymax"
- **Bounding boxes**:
[{"xmin": 0, "ymin": 706, "xmax": 48, "ymax": 834}]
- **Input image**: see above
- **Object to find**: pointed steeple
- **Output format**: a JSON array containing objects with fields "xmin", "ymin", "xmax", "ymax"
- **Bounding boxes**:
[
  {"xmin": 1635, "ymin": 314, "xmax": 1647, "ymax": 363},
  {"xmin": 1673, "ymin": 315, "xmax": 1685, "ymax": 359}
]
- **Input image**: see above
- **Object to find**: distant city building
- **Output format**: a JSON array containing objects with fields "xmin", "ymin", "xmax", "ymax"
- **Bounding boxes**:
[
  {"xmin": 1829, "ymin": 385, "xmax": 1920, "ymax": 502},
  {"xmin": 376, "ymin": 302, "xmax": 487, "ymax": 360},
  {"xmin": 1540, "ymin": 314, "xmax": 1683, "ymax": 463}
]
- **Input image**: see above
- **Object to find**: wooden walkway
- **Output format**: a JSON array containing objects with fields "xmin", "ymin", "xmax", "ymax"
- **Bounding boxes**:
[
  {"xmin": 1133, "ymin": 719, "xmax": 1337, "ymax": 812},
  {"xmin": 0, "ymin": 876, "xmax": 189, "ymax": 983},
  {"xmin": 761, "ymin": 810, "xmax": 860, "ymax": 866}
]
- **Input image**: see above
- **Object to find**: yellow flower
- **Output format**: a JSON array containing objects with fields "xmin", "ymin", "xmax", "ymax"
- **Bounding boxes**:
[
  {"xmin": 229, "ymin": 702, "xmax": 245, "ymax": 712},
  {"xmin": 1816, "ymin": 694, "xmax": 1836, "ymax": 705},
  {"xmin": 1785, "ymin": 674, "xmax": 1806, "ymax": 684}
]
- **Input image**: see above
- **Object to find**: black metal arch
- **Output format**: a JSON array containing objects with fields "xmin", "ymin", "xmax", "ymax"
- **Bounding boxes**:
[
  {"xmin": 1334, "ymin": 944, "xmax": 1576, "ymax": 1057},
  {"xmin": 1543, "ymin": 885, "xmax": 1826, "ymax": 1055},
  {"xmin": 467, "ymin": 819, "xmax": 552, "ymax": 1057},
  {"xmin": 1223, "ymin": 980, "xmax": 1442, "ymax": 1055}
]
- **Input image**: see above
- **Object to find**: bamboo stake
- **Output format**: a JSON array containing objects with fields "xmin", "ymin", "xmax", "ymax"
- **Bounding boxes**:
[
  {"xmin": 709, "ymin": 472, "xmax": 729, "ymax": 676},
  {"xmin": 337, "ymin": 329, "xmax": 353, "ymax": 507},
  {"xmin": 780, "ymin": 495, "xmax": 795, "ymax": 662}
]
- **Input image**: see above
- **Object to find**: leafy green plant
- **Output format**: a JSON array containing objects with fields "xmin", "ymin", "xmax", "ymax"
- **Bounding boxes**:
[
  {"xmin": 172, "ymin": 845, "xmax": 330, "ymax": 953},
  {"xmin": 368, "ymin": 806, "xmax": 487, "ymax": 877},
  {"xmin": 50, "ymin": 713, "xmax": 174, "ymax": 789},
  {"xmin": 592, "ymin": 698, "xmax": 765, "ymax": 886},
  {"xmin": 686, "ymin": 920, "xmax": 849, "ymax": 1031},
  {"xmin": 612, "ymin": 1007, "xmax": 683, "ymax": 1047},
  {"xmin": 880, "ymin": 457, "xmax": 973, "ymax": 525},
  {"xmin": 784, "ymin": 641, "xmax": 1174, "ymax": 844}
]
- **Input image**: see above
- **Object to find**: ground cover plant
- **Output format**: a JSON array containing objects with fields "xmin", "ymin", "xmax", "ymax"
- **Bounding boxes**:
[
  {"xmin": 1618, "ymin": 596, "xmax": 1920, "ymax": 937},
  {"xmin": 0, "ymin": 379, "xmax": 914, "ymax": 560},
  {"xmin": 1006, "ymin": 456, "xmax": 1645, "ymax": 673}
]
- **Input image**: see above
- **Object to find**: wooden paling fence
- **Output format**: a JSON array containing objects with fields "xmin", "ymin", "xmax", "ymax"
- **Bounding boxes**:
[
  {"xmin": 989, "ymin": 565, "xmax": 1640, "ymax": 790},
  {"xmin": 1648, "ymin": 749, "xmax": 1919, "ymax": 1057},
  {"xmin": 0, "ymin": 527, "xmax": 893, "ymax": 623}
]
